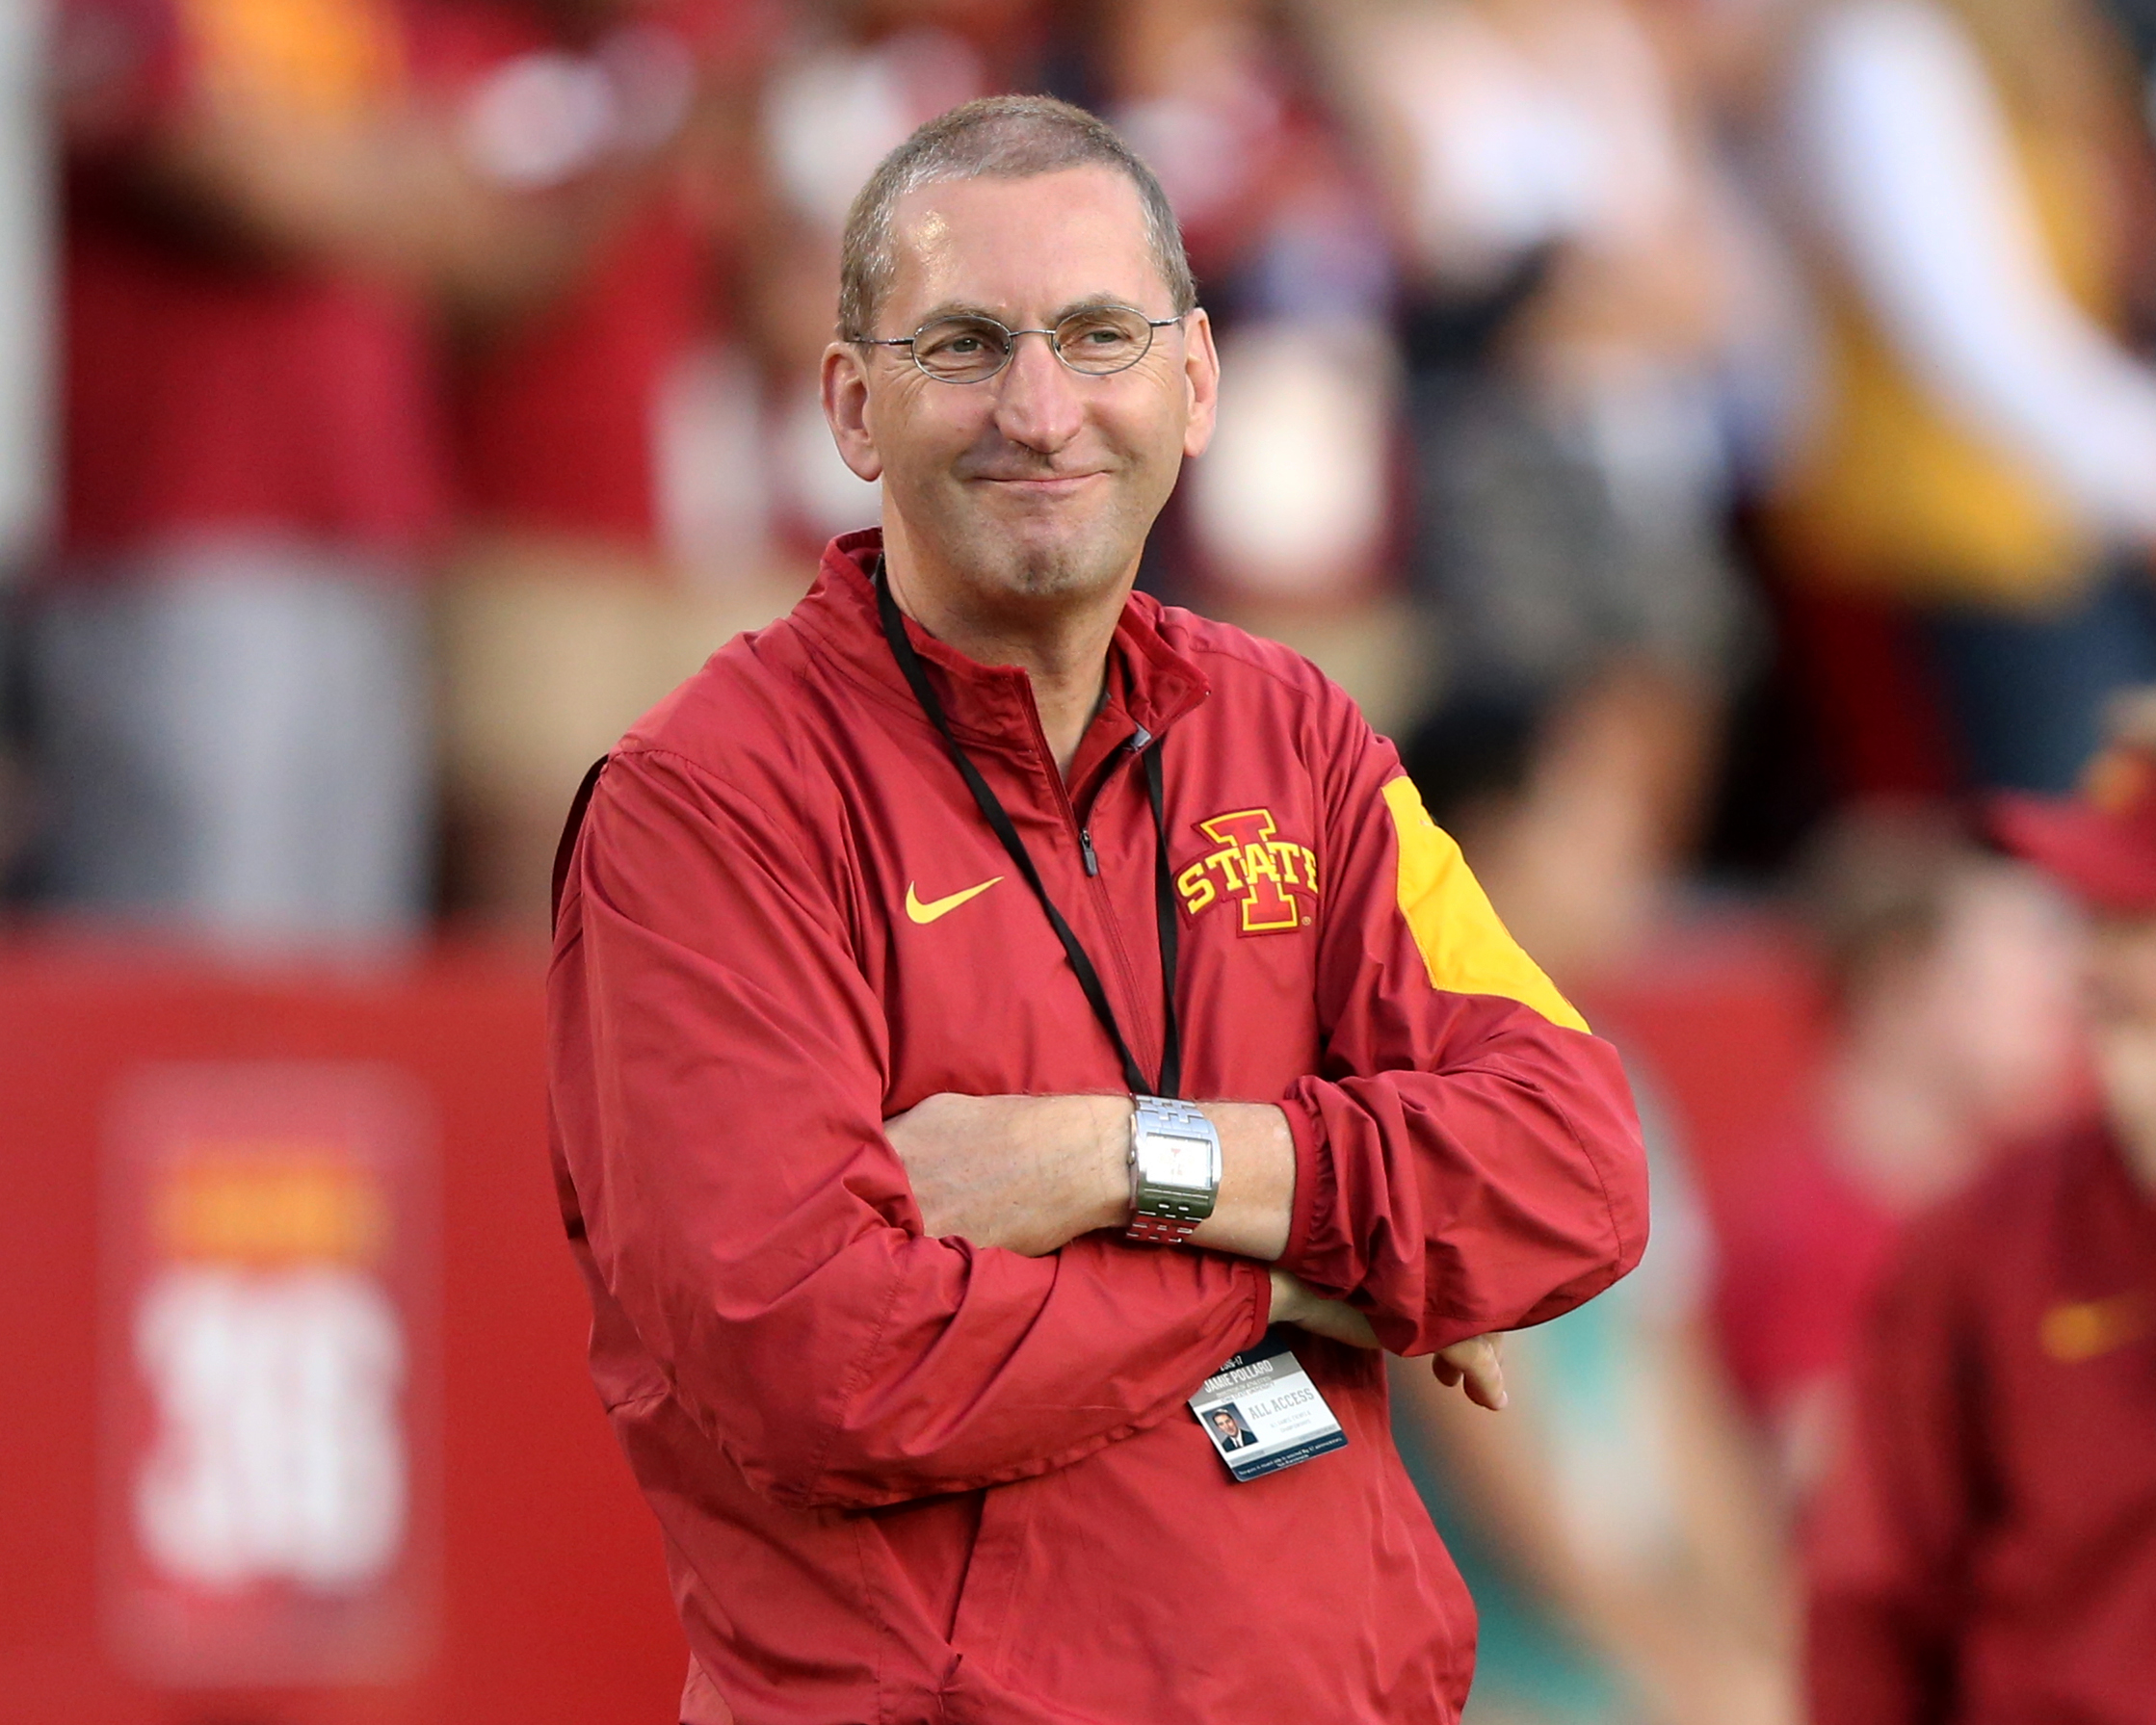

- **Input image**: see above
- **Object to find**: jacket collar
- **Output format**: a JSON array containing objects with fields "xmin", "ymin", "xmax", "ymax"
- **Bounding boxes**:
[{"xmin": 793, "ymin": 530, "xmax": 1211, "ymax": 771}]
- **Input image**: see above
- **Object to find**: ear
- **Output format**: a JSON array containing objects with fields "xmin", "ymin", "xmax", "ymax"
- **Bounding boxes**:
[
  {"xmin": 1179, "ymin": 309, "xmax": 1222, "ymax": 461},
  {"xmin": 822, "ymin": 340, "xmax": 883, "ymax": 482}
]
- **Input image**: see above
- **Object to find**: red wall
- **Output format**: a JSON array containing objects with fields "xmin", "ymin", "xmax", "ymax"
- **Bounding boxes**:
[{"xmin": 0, "ymin": 936, "xmax": 686, "ymax": 1725}]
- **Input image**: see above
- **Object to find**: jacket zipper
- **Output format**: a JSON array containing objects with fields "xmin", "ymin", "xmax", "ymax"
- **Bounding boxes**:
[
  {"xmin": 1077, "ymin": 737, "xmax": 1160, "ymax": 1082},
  {"xmin": 1016, "ymin": 693, "xmax": 1160, "ymax": 1081}
]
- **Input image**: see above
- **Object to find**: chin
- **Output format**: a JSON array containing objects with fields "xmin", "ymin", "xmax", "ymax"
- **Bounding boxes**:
[{"xmin": 966, "ymin": 520, "xmax": 1135, "ymax": 605}]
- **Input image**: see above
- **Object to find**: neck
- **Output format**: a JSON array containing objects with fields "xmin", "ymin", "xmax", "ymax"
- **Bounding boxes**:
[{"xmin": 882, "ymin": 540, "xmax": 1129, "ymax": 781}]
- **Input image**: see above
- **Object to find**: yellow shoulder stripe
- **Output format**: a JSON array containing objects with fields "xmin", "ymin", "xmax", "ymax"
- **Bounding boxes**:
[{"xmin": 1380, "ymin": 776, "xmax": 1590, "ymax": 1034}]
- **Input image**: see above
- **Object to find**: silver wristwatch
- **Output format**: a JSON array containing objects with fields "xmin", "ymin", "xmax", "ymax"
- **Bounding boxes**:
[{"xmin": 1126, "ymin": 1096, "xmax": 1222, "ymax": 1245}]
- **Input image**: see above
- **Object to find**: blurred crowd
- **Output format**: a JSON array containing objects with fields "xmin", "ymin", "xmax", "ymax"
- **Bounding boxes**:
[
  {"xmin": 9, "ymin": 0, "xmax": 2156, "ymax": 1720},
  {"xmin": 15, "ymin": 0, "xmax": 2156, "ymax": 936}
]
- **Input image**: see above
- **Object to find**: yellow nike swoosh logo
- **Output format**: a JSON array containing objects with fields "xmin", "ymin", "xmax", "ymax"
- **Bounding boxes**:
[
  {"xmin": 2040, "ymin": 1294, "xmax": 2151, "ymax": 1363},
  {"xmin": 905, "ymin": 876, "xmax": 1005, "ymax": 925}
]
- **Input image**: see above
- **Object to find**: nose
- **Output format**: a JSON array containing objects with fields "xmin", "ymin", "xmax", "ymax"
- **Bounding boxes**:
[{"xmin": 989, "ymin": 329, "xmax": 1086, "ymax": 456}]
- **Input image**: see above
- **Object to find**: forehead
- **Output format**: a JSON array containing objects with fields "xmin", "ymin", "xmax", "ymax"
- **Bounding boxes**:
[{"xmin": 883, "ymin": 165, "xmax": 1169, "ymax": 325}]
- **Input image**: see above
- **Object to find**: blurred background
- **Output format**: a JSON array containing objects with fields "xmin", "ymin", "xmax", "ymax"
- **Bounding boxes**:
[{"xmin": 3, "ymin": 0, "xmax": 2150, "ymax": 1718}]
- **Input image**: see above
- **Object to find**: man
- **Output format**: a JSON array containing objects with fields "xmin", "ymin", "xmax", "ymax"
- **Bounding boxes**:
[
  {"xmin": 548, "ymin": 95, "xmax": 1648, "ymax": 1725},
  {"xmin": 1805, "ymin": 739, "xmax": 2156, "ymax": 1723},
  {"xmin": 1209, "ymin": 1406, "xmax": 1259, "ymax": 1451}
]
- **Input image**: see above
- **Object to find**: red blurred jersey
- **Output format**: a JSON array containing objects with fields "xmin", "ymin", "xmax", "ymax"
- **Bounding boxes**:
[
  {"xmin": 1806, "ymin": 1120, "xmax": 2156, "ymax": 1724},
  {"xmin": 547, "ymin": 531, "xmax": 1649, "ymax": 1724},
  {"xmin": 445, "ymin": 207, "xmax": 701, "ymax": 549},
  {"xmin": 1713, "ymin": 1102, "xmax": 1902, "ymax": 1423},
  {"xmin": 58, "ymin": 0, "xmax": 445, "ymax": 560},
  {"xmin": 410, "ymin": 0, "xmax": 750, "ymax": 553}
]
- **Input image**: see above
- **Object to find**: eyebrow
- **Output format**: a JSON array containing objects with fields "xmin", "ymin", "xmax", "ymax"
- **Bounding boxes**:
[{"xmin": 905, "ymin": 293, "xmax": 1161, "ymax": 327}]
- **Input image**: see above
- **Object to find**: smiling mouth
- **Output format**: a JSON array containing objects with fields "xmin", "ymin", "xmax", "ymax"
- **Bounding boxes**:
[{"xmin": 976, "ymin": 472, "xmax": 1106, "ymax": 495}]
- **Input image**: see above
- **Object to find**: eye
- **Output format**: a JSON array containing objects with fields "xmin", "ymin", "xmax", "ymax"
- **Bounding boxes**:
[
  {"xmin": 912, "ymin": 317, "xmax": 1012, "ymax": 377},
  {"xmin": 1056, "ymin": 308, "xmax": 1151, "ymax": 371}
]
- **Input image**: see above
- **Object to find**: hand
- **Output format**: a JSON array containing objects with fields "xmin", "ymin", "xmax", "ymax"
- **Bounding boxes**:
[
  {"xmin": 1433, "ymin": 1333, "xmax": 1507, "ymax": 1410},
  {"xmin": 1267, "ymin": 1268, "xmax": 1380, "ymax": 1349},
  {"xmin": 883, "ymin": 1092, "xmax": 1129, "ymax": 1256}
]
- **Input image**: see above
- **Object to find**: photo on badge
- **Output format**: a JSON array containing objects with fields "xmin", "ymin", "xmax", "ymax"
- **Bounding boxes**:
[
  {"xmin": 1188, "ymin": 1333, "xmax": 1350, "ymax": 1482},
  {"xmin": 1205, "ymin": 1402, "xmax": 1261, "ymax": 1453}
]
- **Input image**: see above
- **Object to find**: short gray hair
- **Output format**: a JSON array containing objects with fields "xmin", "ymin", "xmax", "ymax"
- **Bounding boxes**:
[{"xmin": 837, "ymin": 95, "xmax": 1197, "ymax": 340}]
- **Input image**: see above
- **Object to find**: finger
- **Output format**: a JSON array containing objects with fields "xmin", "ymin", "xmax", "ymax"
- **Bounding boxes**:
[
  {"xmin": 1461, "ymin": 1346, "xmax": 1507, "ymax": 1411},
  {"xmin": 1432, "ymin": 1359, "xmax": 1462, "ymax": 1387}
]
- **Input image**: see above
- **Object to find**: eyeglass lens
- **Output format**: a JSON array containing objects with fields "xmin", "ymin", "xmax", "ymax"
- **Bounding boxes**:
[{"xmin": 910, "ymin": 306, "xmax": 1159, "ymax": 381}]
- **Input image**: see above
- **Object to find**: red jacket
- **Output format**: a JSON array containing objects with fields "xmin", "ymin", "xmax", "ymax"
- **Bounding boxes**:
[
  {"xmin": 547, "ymin": 531, "xmax": 1648, "ymax": 1725},
  {"xmin": 1805, "ymin": 1120, "xmax": 2156, "ymax": 1725}
]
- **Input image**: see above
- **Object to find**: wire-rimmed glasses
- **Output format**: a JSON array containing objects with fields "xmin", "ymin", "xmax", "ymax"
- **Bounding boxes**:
[{"xmin": 853, "ymin": 304, "xmax": 1189, "ymax": 383}]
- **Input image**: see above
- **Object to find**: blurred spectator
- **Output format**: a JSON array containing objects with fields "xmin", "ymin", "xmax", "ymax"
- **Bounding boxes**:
[
  {"xmin": 1304, "ymin": 0, "xmax": 1759, "ymax": 902},
  {"xmin": 419, "ymin": 0, "xmax": 794, "ymax": 929},
  {"xmin": 746, "ymin": 0, "xmax": 1052, "ymax": 558},
  {"xmin": 42, "ymin": 0, "xmax": 763, "ymax": 944},
  {"xmin": 1805, "ymin": 730, "xmax": 2156, "ymax": 1723},
  {"xmin": 1713, "ymin": 806, "xmax": 2084, "ymax": 1495},
  {"xmin": 1765, "ymin": 0, "xmax": 2156, "ymax": 795},
  {"xmin": 1393, "ymin": 701, "xmax": 1798, "ymax": 1725},
  {"xmin": 1106, "ymin": 0, "xmax": 1435, "ymax": 730},
  {"xmin": 42, "ymin": 0, "xmax": 456, "ymax": 946}
]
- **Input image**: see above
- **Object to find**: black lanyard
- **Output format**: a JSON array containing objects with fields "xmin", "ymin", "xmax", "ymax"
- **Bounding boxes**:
[{"xmin": 875, "ymin": 560, "xmax": 1183, "ymax": 1100}]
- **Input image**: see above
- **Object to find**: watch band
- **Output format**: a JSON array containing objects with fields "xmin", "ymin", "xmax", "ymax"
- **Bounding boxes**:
[
  {"xmin": 1126, "ymin": 1095, "xmax": 1221, "ymax": 1246},
  {"xmin": 1126, "ymin": 1213, "xmax": 1203, "ymax": 1245}
]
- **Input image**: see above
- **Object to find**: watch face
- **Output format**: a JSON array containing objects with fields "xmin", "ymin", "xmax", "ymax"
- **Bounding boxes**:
[{"xmin": 1150, "ymin": 1132, "xmax": 1214, "ymax": 1191}]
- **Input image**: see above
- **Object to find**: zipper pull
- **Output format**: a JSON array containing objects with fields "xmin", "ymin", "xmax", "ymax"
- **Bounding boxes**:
[{"xmin": 1080, "ymin": 827, "xmax": 1099, "ymax": 876}]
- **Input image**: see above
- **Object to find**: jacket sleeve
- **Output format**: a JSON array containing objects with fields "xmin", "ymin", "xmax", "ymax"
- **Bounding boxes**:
[
  {"xmin": 548, "ymin": 746, "xmax": 1269, "ymax": 1512},
  {"xmin": 1801, "ymin": 1214, "xmax": 1978, "ymax": 1725},
  {"xmin": 1271, "ymin": 718, "xmax": 1648, "ymax": 1353}
]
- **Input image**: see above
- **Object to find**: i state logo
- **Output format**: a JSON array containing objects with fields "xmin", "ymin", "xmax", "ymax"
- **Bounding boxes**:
[{"xmin": 1175, "ymin": 809, "xmax": 1320, "ymax": 935}]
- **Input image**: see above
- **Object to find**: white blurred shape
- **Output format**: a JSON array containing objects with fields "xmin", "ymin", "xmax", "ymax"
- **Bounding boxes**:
[
  {"xmin": 1113, "ymin": 56, "xmax": 1284, "ymax": 232},
  {"xmin": 598, "ymin": 23, "xmax": 695, "ymax": 155},
  {"xmin": 0, "ymin": 0, "xmax": 50, "ymax": 570},
  {"xmin": 134, "ymin": 1265, "xmax": 408, "ymax": 1592},
  {"xmin": 1367, "ymin": 1, "xmax": 1683, "ymax": 286},
  {"xmin": 655, "ymin": 340, "xmax": 772, "ymax": 583},
  {"xmin": 462, "ymin": 50, "xmax": 619, "ymax": 190},
  {"xmin": 762, "ymin": 31, "xmax": 983, "ymax": 230},
  {"xmin": 1189, "ymin": 321, "xmax": 1396, "ymax": 599},
  {"xmin": 776, "ymin": 388, "xmax": 881, "ymax": 541}
]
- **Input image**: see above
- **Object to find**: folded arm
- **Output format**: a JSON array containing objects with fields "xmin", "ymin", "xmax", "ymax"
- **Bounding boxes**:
[
  {"xmin": 881, "ymin": 1086, "xmax": 1506, "ymax": 1399},
  {"xmin": 550, "ymin": 748, "xmax": 1271, "ymax": 1511},
  {"xmin": 1276, "ymin": 721, "xmax": 1649, "ymax": 1356},
  {"xmin": 873, "ymin": 707, "xmax": 1635, "ymax": 1381}
]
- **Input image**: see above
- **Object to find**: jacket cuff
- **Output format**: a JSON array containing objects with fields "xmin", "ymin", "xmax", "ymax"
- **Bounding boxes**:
[{"xmin": 1274, "ymin": 1087, "xmax": 1343, "ymax": 1294}]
